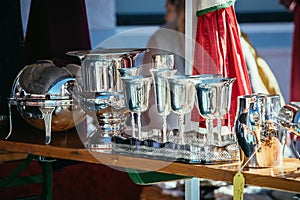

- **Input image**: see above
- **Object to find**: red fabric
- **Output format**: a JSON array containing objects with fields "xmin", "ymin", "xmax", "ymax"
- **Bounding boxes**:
[
  {"xmin": 291, "ymin": 5, "xmax": 300, "ymax": 101},
  {"xmin": 192, "ymin": 6, "xmax": 252, "ymax": 129},
  {"xmin": 23, "ymin": 0, "xmax": 91, "ymax": 66},
  {"xmin": 0, "ymin": 161, "xmax": 143, "ymax": 200}
]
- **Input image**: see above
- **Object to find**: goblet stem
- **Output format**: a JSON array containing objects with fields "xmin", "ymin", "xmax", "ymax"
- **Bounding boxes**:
[
  {"xmin": 206, "ymin": 118, "xmax": 214, "ymax": 145},
  {"xmin": 137, "ymin": 112, "xmax": 142, "ymax": 140},
  {"xmin": 131, "ymin": 112, "xmax": 135, "ymax": 138},
  {"xmin": 178, "ymin": 113, "xmax": 185, "ymax": 144},
  {"xmin": 217, "ymin": 117, "xmax": 222, "ymax": 146},
  {"xmin": 162, "ymin": 115, "xmax": 167, "ymax": 143}
]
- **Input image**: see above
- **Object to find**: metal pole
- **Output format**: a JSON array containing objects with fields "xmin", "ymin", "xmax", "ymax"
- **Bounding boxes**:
[{"xmin": 185, "ymin": 178, "xmax": 200, "ymax": 200}]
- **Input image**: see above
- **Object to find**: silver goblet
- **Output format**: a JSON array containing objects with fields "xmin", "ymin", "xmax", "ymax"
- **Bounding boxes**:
[
  {"xmin": 121, "ymin": 76, "xmax": 152, "ymax": 139},
  {"xmin": 150, "ymin": 68, "xmax": 177, "ymax": 142},
  {"xmin": 118, "ymin": 66, "xmax": 142, "ymax": 78},
  {"xmin": 117, "ymin": 66, "xmax": 142, "ymax": 135},
  {"xmin": 167, "ymin": 75, "xmax": 196, "ymax": 144},
  {"xmin": 152, "ymin": 53, "xmax": 175, "ymax": 69},
  {"xmin": 194, "ymin": 77, "xmax": 235, "ymax": 146}
]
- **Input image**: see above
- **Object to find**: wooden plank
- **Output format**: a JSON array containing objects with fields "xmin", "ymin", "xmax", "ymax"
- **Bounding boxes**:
[
  {"xmin": 0, "ymin": 151, "xmax": 27, "ymax": 162},
  {"xmin": 1, "ymin": 125, "xmax": 300, "ymax": 193}
]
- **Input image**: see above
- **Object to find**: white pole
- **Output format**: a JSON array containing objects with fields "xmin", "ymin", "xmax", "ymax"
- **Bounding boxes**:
[
  {"xmin": 185, "ymin": 0, "xmax": 198, "ymax": 75},
  {"xmin": 185, "ymin": 2, "xmax": 201, "ymax": 199},
  {"xmin": 185, "ymin": 178, "xmax": 200, "ymax": 200}
]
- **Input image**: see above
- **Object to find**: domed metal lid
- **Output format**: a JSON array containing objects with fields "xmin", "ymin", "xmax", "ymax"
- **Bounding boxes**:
[{"xmin": 9, "ymin": 60, "xmax": 80, "ymax": 106}]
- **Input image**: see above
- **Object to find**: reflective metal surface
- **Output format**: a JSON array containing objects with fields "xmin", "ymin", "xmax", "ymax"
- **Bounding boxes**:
[
  {"xmin": 121, "ymin": 76, "xmax": 152, "ymax": 113},
  {"xmin": 167, "ymin": 75, "xmax": 195, "ymax": 115},
  {"xmin": 152, "ymin": 53, "xmax": 175, "ymax": 69},
  {"xmin": 234, "ymin": 93, "xmax": 284, "ymax": 167},
  {"xmin": 70, "ymin": 48, "xmax": 147, "ymax": 148},
  {"xmin": 194, "ymin": 78, "xmax": 235, "ymax": 118},
  {"xmin": 121, "ymin": 76, "xmax": 152, "ymax": 139},
  {"xmin": 150, "ymin": 69, "xmax": 177, "ymax": 115},
  {"xmin": 80, "ymin": 48, "xmax": 148, "ymax": 93},
  {"xmin": 277, "ymin": 102, "xmax": 300, "ymax": 136},
  {"xmin": 8, "ymin": 61, "xmax": 86, "ymax": 144},
  {"xmin": 276, "ymin": 102, "xmax": 300, "ymax": 159},
  {"xmin": 150, "ymin": 68, "xmax": 177, "ymax": 142},
  {"xmin": 193, "ymin": 77, "xmax": 235, "ymax": 145},
  {"xmin": 118, "ymin": 66, "xmax": 142, "ymax": 78},
  {"xmin": 167, "ymin": 75, "xmax": 195, "ymax": 144}
]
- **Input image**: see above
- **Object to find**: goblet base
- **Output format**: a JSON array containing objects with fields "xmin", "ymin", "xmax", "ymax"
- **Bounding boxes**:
[
  {"xmin": 85, "ymin": 128, "xmax": 113, "ymax": 149},
  {"xmin": 111, "ymin": 129, "xmax": 240, "ymax": 164}
]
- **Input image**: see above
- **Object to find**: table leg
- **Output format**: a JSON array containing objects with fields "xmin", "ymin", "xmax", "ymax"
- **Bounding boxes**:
[
  {"xmin": 39, "ymin": 157, "xmax": 55, "ymax": 200},
  {"xmin": 0, "ymin": 154, "xmax": 35, "ymax": 188}
]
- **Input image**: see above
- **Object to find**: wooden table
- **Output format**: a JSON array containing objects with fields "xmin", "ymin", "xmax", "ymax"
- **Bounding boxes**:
[{"xmin": 0, "ymin": 123, "xmax": 300, "ymax": 195}]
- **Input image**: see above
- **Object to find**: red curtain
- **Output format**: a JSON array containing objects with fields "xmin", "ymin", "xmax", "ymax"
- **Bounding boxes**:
[
  {"xmin": 192, "ymin": 5, "xmax": 252, "ymax": 128},
  {"xmin": 291, "ymin": 4, "xmax": 300, "ymax": 101},
  {"xmin": 22, "ymin": 0, "xmax": 91, "ymax": 67}
]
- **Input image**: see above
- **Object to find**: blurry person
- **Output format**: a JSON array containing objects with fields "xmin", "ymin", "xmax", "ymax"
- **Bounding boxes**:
[
  {"xmin": 165, "ymin": 0, "xmax": 176, "ymax": 23},
  {"xmin": 140, "ymin": 0, "xmax": 185, "ymax": 131},
  {"xmin": 280, "ymin": 0, "xmax": 300, "ymax": 159},
  {"xmin": 142, "ymin": 0, "xmax": 185, "ymax": 76}
]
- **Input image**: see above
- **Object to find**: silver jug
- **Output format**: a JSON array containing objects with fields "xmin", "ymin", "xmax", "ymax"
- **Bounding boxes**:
[{"xmin": 234, "ymin": 93, "xmax": 284, "ymax": 167}]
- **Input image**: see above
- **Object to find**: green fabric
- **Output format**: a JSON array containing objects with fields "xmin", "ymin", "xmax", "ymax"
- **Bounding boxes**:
[
  {"xmin": 126, "ymin": 168, "xmax": 190, "ymax": 185},
  {"xmin": 196, "ymin": 0, "xmax": 235, "ymax": 16}
]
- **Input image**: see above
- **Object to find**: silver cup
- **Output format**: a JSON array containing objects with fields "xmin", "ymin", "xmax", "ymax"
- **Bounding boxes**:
[
  {"xmin": 121, "ymin": 76, "xmax": 152, "ymax": 139},
  {"xmin": 150, "ymin": 68, "xmax": 177, "ymax": 142},
  {"xmin": 167, "ymin": 75, "xmax": 196, "ymax": 144},
  {"xmin": 193, "ymin": 77, "xmax": 235, "ymax": 145},
  {"xmin": 118, "ymin": 66, "xmax": 142, "ymax": 78},
  {"xmin": 152, "ymin": 53, "xmax": 175, "ymax": 69}
]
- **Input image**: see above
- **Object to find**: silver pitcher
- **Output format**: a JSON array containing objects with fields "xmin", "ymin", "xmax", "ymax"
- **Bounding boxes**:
[{"xmin": 234, "ymin": 93, "xmax": 284, "ymax": 167}]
